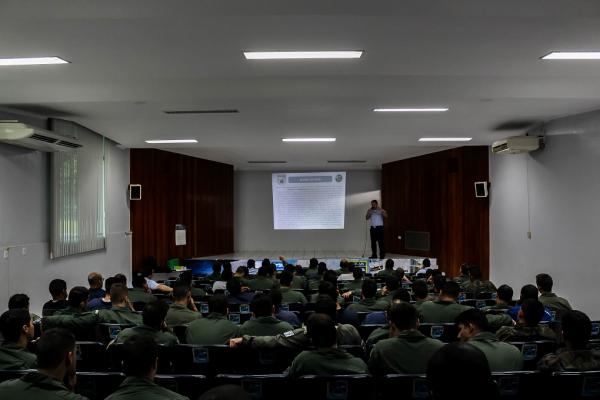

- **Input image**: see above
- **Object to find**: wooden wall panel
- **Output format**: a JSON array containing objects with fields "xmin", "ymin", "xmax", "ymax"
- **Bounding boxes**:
[
  {"xmin": 130, "ymin": 149, "xmax": 233, "ymax": 272},
  {"xmin": 382, "ymin": 146, "xmax": 489, "ymax": 279}
]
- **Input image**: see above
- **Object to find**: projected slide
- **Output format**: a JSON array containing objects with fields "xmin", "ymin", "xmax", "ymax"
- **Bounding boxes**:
[{"xmin": 272, "ymin": 172, "xmax": 346, "ymax": 229}]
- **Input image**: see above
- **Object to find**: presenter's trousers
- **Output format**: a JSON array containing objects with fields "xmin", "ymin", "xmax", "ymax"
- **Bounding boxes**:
[{"xmin": 370, "ymin": 225, "xmax": 385, "ymax": 259}]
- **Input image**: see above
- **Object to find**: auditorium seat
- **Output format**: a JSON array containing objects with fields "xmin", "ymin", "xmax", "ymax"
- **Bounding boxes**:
[
  {"xmin": 492, "ymin": 371, "xmax": 541, "ymax": 400},
  {"xmin": 96, "ymin": 323, "xmax": 135, "ymax": 343},
  {"xmin": 75, "ymin": 371, "xmax": 126, "ymax": 400},
  {"xmin": 75, "ymin": 341, "xmax": 110, "ymax": 372},
  {"xmin": 418, "ymin": 323, "xmax": 459, "ymax": 343},
  {"xmin": 460, "ymin": 299, "xmax": 496, "ymax": 309},
  {"xmin": 172, "ymin": 325, "xmax": 188, "ymax": 343},
  {"xmin": 108, "ymin": 343, "xmax": 173, "ymax": 373},
  {"xmin": 508, "ymin": 341, "xmax": 557, "ymax": 370},
  {"xmin": 0, "ymin": 369, "xmax": 30, "ymax": 384},
  {"xmin": 286, "ymin": 303, "xmax": 304, "ymax": 313},
  {"xmin": 215, "ymin": 374, "xmax": 289, "ymax": 400},
  {"xmin": 378, "ymin": 374, "xmax": 430, "ymax": 400},
  {"xmin": 155, "ymin": 374, "xmax": 209, "ymax": 399},
  {"xmin": 297, "ymin": 374, "xmax": 374, "ymax": 400},
  {"xmin": 358, "ymin": 324, "xmax": 386, "ymax": 341},
  {"xmin": 172, "ymin": 344, "xmax": 252, "ymax": 376},
  {"xmin": 591, "ymin": 321, "xmax": 600, "ymax": 340},
  {"xmin": 131, "ymin": 301, "xmax": 146, "ymax": 312},
  {"xmin": 552, "ymin": 371, "xmax": 600, "ymax": 400},
  {"xmin": 246, "ymin": 347, "xmax": 301, "ymax": 374}
]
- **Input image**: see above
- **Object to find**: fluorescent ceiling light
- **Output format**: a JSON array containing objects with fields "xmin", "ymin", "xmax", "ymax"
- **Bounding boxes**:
[
  {"xmin": 244, "ymin": 51, "xmax": 362, "ymax": 60},
  {"xmin": 282, "ymin": 138, "xmax": 336, "ymax": 142},
  {"xmin": 542, "ymin": 52, "xmax": 600, "ymax": 60},
  {"xmin": 0, "ymin": 57, "xmax": 69, "ymax": 66},
  {"xmin": 373, "ymin": 108, "xmax": 449, "ymax": 112},
  {"xmin": 419, "ymin": 137, "xmax": 472, "ymax": 142},
  {"xmin": 145, "ymin": 139, "xmax": 198, "ymax": 144}
]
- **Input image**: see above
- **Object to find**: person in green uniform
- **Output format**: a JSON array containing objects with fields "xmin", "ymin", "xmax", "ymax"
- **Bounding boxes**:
[
  {"xmin": 346, "ymin": 279, "xmax": 388, "ymax": 313},
  {"xmin": 452, "ymin": 263, "xmax": 470, "ymax": 287},
  {"xmin": 536, "ymin": 273, "xmax": 572, "ymax": 318},
  {"xmin": 412, "ymin": 280, "xmax": 432, "ymax": 308},
  {"xmin": 461, "ymin": 266, "xmax": 497, "ymax": 296},
  {"xmin": 165, "ymin": 282, "xmax": 201, "ymax": 327},
  {"xmin": 106, "ymin": 335, "xmax": 188, "ymax": 400},
  {"xmin": 230, "ymin": 295, "xmax": 362, "ymax": 350},
  {"xmin": 249, "ymin": 262, "xmax": 279, "ymax": 291},
  {"xmin": 496, "ymin": 299, "xmax": 557, "ymax": 342},
  {"xmin": 279, "ymin": 271, "xmax": 307, "ymax": 304},
  {"xmin": 341, "ymin": 267, "xmax": 365, "ymax": 298},
  {"xmin": 239, "ymin": 293, "xmax": 293, "ymax": 336},
  {"xmin": 97, "ymin": 284, "xmax": 143, "ymax": 325},
  {"xmin": 455, "ymin": 309, "xmax": 523, "ymax": 371},
  {"xmin": 287, "ymin": 313, "xmax": 368, "ymax": 378},
  {"xmin": 186, "ymin": 294, "xmax": 240, "ymax": 345},
  {"xmin": 376, "ymin": 276, "xmax": 401, "ymax": 305},
  {"xmin": 0, "ymin": 309, "xmax": 37, "ymax": 370},
  {"xmin": 127, "ymin": 274, "xmax": 156, "ymax": 304},
  {"xmin": 538, "ymin": 310, "xmax": 600, "ymax": 371},
  {"xmin": 417, "ymin": 281, "xmax": 473, "ymax": 323},
  {"xmin": 57, "ymin": 286, "xmax": 90, "ymax": 316},
  {"xmin": 368, "ymin": 302, "xmax": 444, "ymax": 375},
  {"xmin": 0, "ymin": 329, "xmax": 85, "ymax": 399},
  {"xmin": 114, "ymin": 300, "xmax": 178, "ymax": 347},
  {"xmin": 376, "ymin": 259, "xmax": 396, "ymax": 278},
  {"xmin": 8, "ymin": 294, "xmax": 41, "ymax": 323},
  {"xmin": 482, "ymin": 284, "xmax": 513, "ymax": 312}
]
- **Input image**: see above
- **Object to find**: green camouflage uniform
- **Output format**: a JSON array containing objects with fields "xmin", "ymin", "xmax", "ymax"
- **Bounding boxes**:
[
  {"xmin": 346, "ymin": 298, "xmax": 388, "ymax": 313},
  {"xmin": 538, "ymin": 347, "xmax": 600, "ymax": 371},
  {"xmin": 165, "ymin": 303, "xmax": 201, "ymax": 327},
  {"xmin": 290, "ymin": 275, "xmax": 306, "ymax": 290},
  {"xmin": 538, "ymin": 293, "xmax": 572, "ymax": 316},
  {"xmin": 0, "ymin": 343, "xmax": 37, "ymax": 370},
  {"xmin": 453, "ymin": 274, "xmax": 469, "ymax": 286},
  {"xmin": 239, "ymin": 316, "xmax": 294, "ymax": 336},
  {"xmin": 417, "ymin": 300, "xmax": 473, "ymax": 323},
  {"xmin": 114, "ymin": 325, "xmax": 179, "ymax": 347},
  {"xmin": 287, "ymin": 347, "xmax": 368, "ymax": 378},
  {"xmin": 368, "ymin": 329, "xmax": 445, "ymax": 375},
  {"xmin": 280, "ymin": 288, "xmax": 307, "ymax": 304},
  {"xmin": 461, "ymin": 279, "xmax": 497, "ymax": 295},
  {"xmin": 467, "ymin": 331, "xmax": 524, "ymax": 371},
  {"xmin": 105, "ymin": 377, "xmax": 188, "ymax": 400},
  {"xmin": 366, "ymin": 326, "xmax": 390, "ymax": 349},
  {"xmin": 243, "ymin": 323, "xmax": 362, "ymax": 349},
  {"xmin": 249, "ymin": 276, "xmax": 279, "ymax": 291},
  {"xmin": 0, "ymin": 372, "xmax": 87, "ymax": 400},
  {"xmin": 496, "ymin": 323, "xmax": 557, "ymax": 342},
  {"xmin": 185, "ymin": 313, "xmax": 240, "ymax": 345}
]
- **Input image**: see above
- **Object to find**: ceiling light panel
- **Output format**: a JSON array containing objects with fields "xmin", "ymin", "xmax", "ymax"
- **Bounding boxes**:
[
  {"xmin": 0, "ymin": 57, "xmax": 69, "ymax": 66},
  {"xmin": 418, "ymin": 137, "xmax": 472, "ymax": 142},
  {"xmin": 282, "ymin": 138, "xmax": 336, "ymax": 142},
  {"xmin": 542, "ymin": 52, "xmax": 600, "ymax": 60},
  {"xmin": 145, "ymin": 139, "xmax": 198, "ymax": 144},
  {"xmin": 373, "ymin": 108, "xmax": 449, "ymax": 112},
  {"xmin": 244, "ymin": 51, "xmax": 362, "ymax": 60}
]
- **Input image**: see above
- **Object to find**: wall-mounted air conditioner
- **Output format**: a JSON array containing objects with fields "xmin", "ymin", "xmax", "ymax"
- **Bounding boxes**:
[
  {"xmin": 491, "ymin": 136, "xmax": 541, "ymax": 155},
  {"xmin": 0, "ymin": 120, "xmax": 82, "ymax": 152}
]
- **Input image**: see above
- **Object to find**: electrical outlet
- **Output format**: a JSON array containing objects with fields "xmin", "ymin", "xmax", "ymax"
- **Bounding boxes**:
[{"xmin": 21, "ymin": 247, "xmax": 27, "ymax": 256}]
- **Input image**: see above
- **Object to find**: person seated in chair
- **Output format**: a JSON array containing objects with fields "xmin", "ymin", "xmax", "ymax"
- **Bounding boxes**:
[
  {"xmin": 8, "ymin": 294, "xmax": 40, "ymax": 323},
  {"xmin": 0, "ymin": 329, "xmax": 85, "ymax": 399},
  {"xmin": 279, "ymin": 271, "xmax": 307, "ymax": 304},
  {"xmin": 0, "ymin": 309, "xmax": 37, "ymax": 370},
  {"xmin": 377, "ymin": 259, "xmax": 396, "ymax": 278},
  {"xmin": 106, "ymin": 335, "xmax": 188, "ymax": 400},
  {"xmin": 271, "ymin": 289, "xmax": 301, "ymax": 327},
  {"xmin": 417, "ymin": 281, "xmax": 472, "ymax": 323},
  {"xmin": 369, "ymin": 302, "xmax": 444, "ymax": 375},
  {"xmin": 538, "ymin": 310, "xmax": 600, "ymax": 371},
  {"xmin": 42, "ymin": 287, "xmax": 92, "ymax": 339},
  {"xmin": 412, "ymin": 279, "xmax": 432, "ymax": 308},
  {"xmin": 461, "ymin": 266, "xmax": 496, "ymax": 296},
  {"xmin": 114, "ymin": 300, "xmax": 178, "ymax": 347},
  {"xmin": 226, "ymin": 277, "xmax": 255, "ymax": 305},
  {"xmin": 497, "ymin": 299, "xmax": 557, "ymax": 342},
  {"xmin": 455, "ymin": 309, "xmax": 523, "ymax": 371},
  {"xmin": 239, "ymin": 294, "xmax": 293, "ymax": 336},
  {"xmin": 482, "ymin": 284, "xmax": 513, "ymax": 312},
  {"xmin": 507, "ymin": 284, "xmax": 554, "ymax": 322},
  {"xmin": 87, "ymin": 276, "xmax": 116, "ymax": 311},
  {"xmin": 346, "ymin": 279, "xmax": 388, "ymax": 313},
  {"xmin": 453, "ymin": 263, "xmax": 470, "ymax": 286},
  {"xmin": 287, "ymin": 313, "xmax": 368, "ymax": 378},
  {"xmin": 87, "ymin": 272, "xmax": 105, "ymax": 301},
  {"xmin": 536, "ymin": 273, "xmax": 572, "ymax": 317},
  {"xmin": 42, "ymin": 279, "xmax": 69, "ymax": 316},
  {"xmin": 165, "ymin": 281, "xmax": 201, "ymax": 327},
  {"xmin": 186, "ymin": 294, "xmax": 240, "ymax": 345},
  {"xmin": 127, "ymin": 274, "xmax": 156, "ymax": 304},
  {"xmin": 249, "ymin": 261, "xmax": 279, "ymax": 291}
]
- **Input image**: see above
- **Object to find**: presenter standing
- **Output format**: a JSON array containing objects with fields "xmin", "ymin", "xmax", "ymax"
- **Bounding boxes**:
[{"xmin": 366, "ymin": 200, "xmax": 388, "ymax": 259}]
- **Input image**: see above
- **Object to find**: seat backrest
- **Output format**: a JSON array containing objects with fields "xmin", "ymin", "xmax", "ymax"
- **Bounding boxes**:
[
  {"xmin": 418, "ymin": 323, "xmax": 458, "ymax": 343},
  {"xmin": 75, "ymin": 341, "xmax": 109, "ymax": 372},
  {"xmin": 215, "ymin": 374, "xmax": 289, "ymax": 400},
  {"xmin": 172, "ymin": 325, "xmax": 188, "ymax": 343},
  {"xmin": 379, "ymin": 374, "xmax": 429, "ymax": 400},
  {"xmin": 298, "ymin": 375, "xmax": 374, "ymax": 400},
  {"xmin": 74, "ymin": 372, "xmax": 126, "ymax": 400},
  {"xmin": 552, "ymin": 371, "xmax": 600, "ymax": 400},
  {"xmin": 492, "ymin": 371, "xmax": 541, "ymax": 399},
  {"xmin": 0, "ymin": 369, "xmax": 31, "ymax": 384},
  {"xmin": 108, "ymin": 343, "xmax": 173, "ymax": 373},
  {"xmin": 358, "ymin": 324, "xmax": 386, "ymax": 341},
  {"xmin": 155, "ymin": 374, "xmax": 208, "ymax": 399},
  {"xmin": 172, "ymin": 344, "xmax": 252, "ymax": 376},
  {"xmin": 96, "ymin": 323, "xmax": 135, "ymax": 343},
  {"xmin": 509, "ymin": 341, "xmax": 557, "ymax": 370}
]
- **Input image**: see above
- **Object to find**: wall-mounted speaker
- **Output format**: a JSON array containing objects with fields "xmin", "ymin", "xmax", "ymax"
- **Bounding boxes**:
[
  {"xmin": 474, "ymin": 181, "xmax": 488, "ymax": 198},
  {"xmin": 129, "ymin": 184, "xmax": 142, "ymax": 200}
]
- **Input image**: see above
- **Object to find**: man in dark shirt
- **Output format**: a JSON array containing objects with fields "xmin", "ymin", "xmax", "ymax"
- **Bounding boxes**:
[
  {"xmin": 0, "ymin": 329, "xmax": 86, "ymax": 399},
  {"xmin": 497, "ymin": 299, "xmax": 557, "ymax": 342},
  {"xmin": 8, "ymin": 293, "xmax": 41, "ymax": 323},
  {"xmin": 536, "ymin": 273, "xmax": 572, "ymax": 318},
  {"xmin": 87, "ymin": 276, "xmax": 116, "ymax": 311},
  {"xmin": 42, "ymin": 279, "xmax": 69, "ymax": 316},
  {"xmin": 87, "ymin": 272, "xmax": 105, "ymax": 300},
  {"xmin": 0, "ymin": 309, "xmax": 37, "ymax": 370}
]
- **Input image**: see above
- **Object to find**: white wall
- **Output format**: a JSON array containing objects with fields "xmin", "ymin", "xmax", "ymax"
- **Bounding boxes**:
[
  {"xmin": 234, "ymin": 170, "xmax": 381, "ymax": 253},
  {"xmin": 0, "ymin": 141, "xmax": 131, "ymax": 315},
  {"xmin": 490, "ymin": 132, "xmax": 600, "ymax": 319}
]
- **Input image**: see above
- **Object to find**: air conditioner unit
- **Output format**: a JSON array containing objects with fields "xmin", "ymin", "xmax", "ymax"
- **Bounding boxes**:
[
  {"xmin": 0, "ymin": 120, "xmax": 82, "ymax": 152},
  {"xmin": 491, "ymin": 136, "xmax": 540, "ymax": 154}
]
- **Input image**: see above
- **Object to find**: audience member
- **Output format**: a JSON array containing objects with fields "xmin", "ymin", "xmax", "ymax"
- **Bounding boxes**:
[
  {"xmin": 536, "ymin": 273, "xmax": 573, "ymax": 316},
  {"xmin": 226, "ymin": 278, "xmax": 255, "ymax": 304},
  {"xmin": 0, "ymin": 309, "xmax": 36, "ymax": 370},
  {"xmin": 127, "ymin": 274, "xmax": 156, "ymax": 304},
  {"xmin": 455, "ymin": 309, "xmax": 523, "ymax": 371},
  {"xmin": 538, "ymin": 310, "xmax": 600, "ymax": 371},
  {"xmin": 377, "ymin": 259, "xmax": 395, "ymax": 278},
  {"xmin": 106, "ymin": 335, "xmax": 188, "ymax": 400},
  {"xmin": 461, "ymin": 266, "xmax": 496, "ymax": 295},
  {"xmin": 98, "ymin": 285, "xmax": 142, "ymax": 325},
  {"xmin": 287, "ymin": 313, "xmax": 368, "ymax": 378},
  {"xmin": 417, "ymin": 281, "xmax": 472, "ymax": 323},
  {"xmin": 87, "ymin": 272, "xmax": 105, "ymax": 300},
  {"xmin": 114, "ymin": 300, "xmax": 178, "ymax": 346},
  {"xmin": 234, "ymin": 265, "xmax": 252, "ymax": 288},
  {"xmin": 87, "ymin": 276, "xmax": 116, "ymax": 311},
  {"xmin": 249, "ymin": 262, "xmax": 279, "ymax": 291},
  {"xmin": 143, "ymin": 268, "xmax": 173, "ymax": 293},
  {"xmin": 412, "ymin": 280, "xmax": 430, "ymax": 308},
  {"xmin": 497, "ymin": 299, "xmax": 557, "ymax": 342},
  {"xmin": 179, "ymin": 270, "xmax": 206, "ymax": 298},
  {"xmin": 186, "ymin": 294, "xmax": 240, "ymax": 345},
  {"xmin": 427, "ymin": 342, "xmax": 499, "ymax": 400},
  {"xmin": 376, "ymin": 275, "xmax": 401, "ymax": 305},
  {"xmin": 165, "ymin": 281, "xmax": 201, "ymax": 326},
  {"xmin": 213, "ymin": 262, "xmax": 234, "ymax": 292},
  {"xmin": 453, "ymin": 263, "xmax": 470, "ymax": 286},
  {"xmin": 270, "ymin": 289, "xmax": 301, "ymax": 327},
  {"xmin": 239, "ymin": 294, "xmax": 293, "ymax": 336},
  {"xmin": 369, "ymin": 303, "xmax": 444, "ymax": 375},
  {"xmin": 507, "ymin": 284, "xmax": 553, "ymax": 322},
  {"xmin": 8, "ymin": 293, "xmax": 40, "ymax": 322},
  {"xmin": 114, "ymin": 273, "xmax": 128, "ymax": 287},
  {"xmin": 279, "ymin": 271, "xmax": 307, "ymax": 304},
  {"xmin": 42, "ymin": 279, "xmax": 69, "ymax": 316},
  {"xmin": 305, "ymin": 258, "xmax": 319, "ymax": 280},
  {"xmin": 483, "ymin": 284, "xmax": 513, "ymax": 311},
  {"xmin": 0, "ymin": 329, "xmax": 85, "ymax": 399},
  {"xmin": 346, "ymin": 279, "xmax": 387, "ymax": 312},
  {"xmin": 415, "ymin": 258, "xmax": 432, "ymax": 275},
  {"xmin": 58, "ymin": 286, "xmax": 90, "ymax": 315}
]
